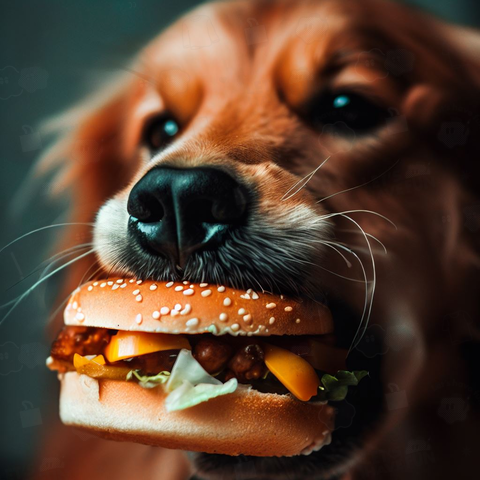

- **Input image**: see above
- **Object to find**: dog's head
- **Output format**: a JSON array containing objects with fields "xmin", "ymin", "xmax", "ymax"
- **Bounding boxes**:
[{"xmin": 42, "ymin": 0, "xmax": 480, "ymax": 478}]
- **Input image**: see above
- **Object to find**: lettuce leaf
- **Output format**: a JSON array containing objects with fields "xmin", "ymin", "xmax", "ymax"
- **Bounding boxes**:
[
  {"xmin": 126, "ymin": 369, "xmax": 170, "ymax": 388},
  {"xmin": 165, "ymin": 377, "xmax": 238, "ymax": 412},
  {"xmin": 127, "ymin": 349, "xmax": 238, "ymax": 412},
  {"xmin": 317, "ymin": 370, "xmax": 368, "ymax": 402},
  {"xmin": 166, "ymin": 349, "xmax": 221, "ymax": 391}
]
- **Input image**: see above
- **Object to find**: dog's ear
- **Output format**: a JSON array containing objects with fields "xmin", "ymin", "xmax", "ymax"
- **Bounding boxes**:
[
  {"xmin": 444, "ymin": 24, "xmax": 480, "ymax": 193},
  {"xmin": 441, "ymin": 23, "xmax": 480, "ymax": 86},
  {"xmin": 37, "ymin": 75, "xmax": 139, "ymax": 331},
  {"xmin": 39, "ymin": 74, "xmax": 138, "ymax": 207},
  {"xmin": 417, "ymin": 19, "xmax": 480, "ymax": 195}
]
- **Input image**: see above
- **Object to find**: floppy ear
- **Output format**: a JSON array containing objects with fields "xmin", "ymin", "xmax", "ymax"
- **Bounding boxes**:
[
  {"xmin": 37, "ymin": 75, "xmax": 138, "ymax": 331},
  {"xmin": 417, "ymin": 19, "xmax": 480, "ymax": 194},
  {"xmin": 443, "ymin": 24, "xmax": 480, "ymax": 194},
  {"xmin": 441, "ymin": 23, "xmax": 480, "ymax": 85}
]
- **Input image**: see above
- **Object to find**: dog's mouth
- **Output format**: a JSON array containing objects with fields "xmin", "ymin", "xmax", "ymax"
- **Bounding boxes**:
[{"xmin": 95, "ymin": 225, "xmax": 385, "ymax": 477}]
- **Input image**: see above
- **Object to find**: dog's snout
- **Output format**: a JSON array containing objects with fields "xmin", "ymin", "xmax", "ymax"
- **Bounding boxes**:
[{"xmin": 127, "ymin": 167, "xmax": 249, "ymax": 267}]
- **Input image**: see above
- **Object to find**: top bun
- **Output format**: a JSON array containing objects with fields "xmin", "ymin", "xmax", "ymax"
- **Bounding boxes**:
[{"xmin": 65, "ymin": 278, "xmax": 332, "ymax": 336}]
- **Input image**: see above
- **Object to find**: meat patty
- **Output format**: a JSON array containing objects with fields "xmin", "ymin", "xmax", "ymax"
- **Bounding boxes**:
[
  {"xmin": 193, "ymin": 338, "xmax": 233, "ymax": 374},
  {"xmin": 50, "ymin": 326, "xmax": 111, "ymax": 362}
]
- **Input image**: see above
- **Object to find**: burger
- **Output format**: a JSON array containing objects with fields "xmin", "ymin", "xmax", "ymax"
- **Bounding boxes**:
[{"xmin": 46, "ymin": 278, "xmax": 367, "ymax": 457}]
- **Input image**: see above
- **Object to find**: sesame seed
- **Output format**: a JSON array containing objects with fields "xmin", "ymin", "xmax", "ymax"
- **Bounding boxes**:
[
  {"xmin": 160, "ymin": 307, "xmax": 170, "ymax": 315},
  {"xmin": 247, "ymin": 332, "xmax": 253, "ymax": 336},
  {"xmin": 243, "ymin": 314, "xmax": 252, "ymax": 323},
  {"xmin": 75, "ymin": 312, "xmax": 85, "ymax": 321},
  {"xmin": 93, "ymin": 282, "xmax": 99, "ymax": 287},
  {"xmin": 171, "ymin": 310, "xmax": 179, "ymax": 316},
  {"xmin": 247, "ymin": 289, "xmax": 252, "ymax": 294},
  {"xmin": 100, "ymin": 282, "xmax": 106, "ymax": 288},
  {"xmin": 217, "ymin": 286, "xmax": 226, "ymax": 292},
  {"xmin": 266, "ymin": 303, "xmax": 276, "ymax": 309},
  {"xmin": 152, "ymin": 311, "xmax": 160, "ymax": 319},
  {"xmin": 201, "ymin": 289, "xmax": 212, "ymax": 297},
  {"xmin": 183, "ymin": 281, "xmax": 189, "ymax": 285},
  {"xmin": 238, "ymin": 308, "xmax": 246, "ymax": 315},
  {"xmin": 240, "ymin": 294, "xmax": 251, "ymax": 300},
  {"xmin": 280, "ymin": 295, "xmax": 284, "ymax": 299},
  {"xmin": 150, "ymin": 284, "xmax": 158, "ymax": 291},
  {"xmin": 200, "ymin": 283, "xmax": 208, "ymax": 287},
  {"xmin": 269, "ymin": 317, "xmax": 275, "ymax": 325},
  {"xmin": 186, "ymin": 318, "xmax": 199, "ymax": 327},
  {"xmin": 183, "ymin": 289, "xmax": 194, "ymax": 296},
  {"xmin": 77, "ymin": 307, "xmax": 82, "ymax": 312},
  {"xmin": 112, "ymin": 284, "xmax": 119, "ymax": 291},
  {"xmin": 231, "ymin": 323, "xmax": 240, "ymax": 331},
  {"xmin": 180, "ymin": 304, "xmax": 192, "ymax": 315},
  {"xmin": 116, "ymin": 279, "xmax": 124, "ymax": 284},
  {"xmin": 136, "ymin": 280, "xmax": 143, "ymax": 284},
  {"xmin": 175, "ymin": 286, "xmax": 184, "ymax": 291},
  {"xmin": 120, "ymin": 283, "xmax": 127, "ymax": 288},
  {"xmin": 135, "ymin": 294, "xmax": 142, "ymax": 302},
  {"xmin": 107, "ymin": 281, "xmax": 113, "ymax": 286},
  {"xmin": 190, "ymin": 285, "xmax": 194, "ymax": 289},
  {"xmin": 87, "ymin": 286, "xmax": 93, "ymax": 292},
  {"xmin": 252, "ymin": 292, "xmax": 259, "ymax": 300},
  {"xmin": 219, "ymin": 313, "xmax": 228, "ymax": 321},
  {"xmin": 223, "ymin": 297, "xmax": 232, "ymax": 307},
  {"xmin": 135, "ymin": 314, "xmax": 143, "ymax": 324},
  {"xmin": 166, "ymin": 281, "xmax": 174, "ymax": 288},
  {"xmin": 72, "ymin": 301, "xmax": 78, "ymax": 309},
  {"xmin": 129, "ymin": 279, "xmax": 135, "ymax": 283},
  {"xmin": 133, "ymin": 289, "xmax": 140, "ymax": 295},
  {"xmin": 174, "ymin": 304, "xmax": 182, "ymax": 311},
  {"xmin": 296, "ymin": 318, "xmax": 301, "ymax": 323},
  {"xmin": 285, "ymin": 306, "xmax": 293, "ymax": 312}
]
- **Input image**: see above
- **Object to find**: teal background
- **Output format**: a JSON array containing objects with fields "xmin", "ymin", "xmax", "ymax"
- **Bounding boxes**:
[{"xmin": 0, "ymin": 0, "xmax": 479, "ymax": 478}]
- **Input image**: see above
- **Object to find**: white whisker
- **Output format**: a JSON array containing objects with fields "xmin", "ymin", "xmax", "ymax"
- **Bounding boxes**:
[
  {"xmin": 320, "ymin": 209, "xmax": 397, "ymax": 229},
  {"xmin": 7, "ymin": 243, "xmax": 93, "ymax": 291},
  {"xmin": 316, "ymin": 157, "xmax": 402, "ymax": 204},
  {"xmin": 0, "ymin": 223, "xmax": 95, "ymax": 255},
  {"xmin": 0, "ymin": 249, "xmax": 95, "ymax": 325},
  {"xmin": 336, "ymin": 214, "xmax": 377, "ymax": 353},
  {"xmin": 337, "ymin": 229, "xmax": 388, "ymax": 253},
  {"xmin": 281, "ymin": 156, "xmax": 330, "ymax": 201}
]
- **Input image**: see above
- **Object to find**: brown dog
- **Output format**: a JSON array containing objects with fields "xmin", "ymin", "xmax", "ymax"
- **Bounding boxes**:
[{"xmin": 35, "ymin": 0, "xmax": 480, "ymax": 479}]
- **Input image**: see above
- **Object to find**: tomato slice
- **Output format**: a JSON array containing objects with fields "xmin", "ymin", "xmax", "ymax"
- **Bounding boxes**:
[
  {"xmin": 263, "ymin": 342, "xmax": 320, "ymax": 401},
  {"xmin": 103, "ymin": 331, "xmax": 191, "ymax": 362}
]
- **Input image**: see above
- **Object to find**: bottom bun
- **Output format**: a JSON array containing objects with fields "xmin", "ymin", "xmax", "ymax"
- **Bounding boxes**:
[{"xmin": 59, "ymin": 371, "xmax": 335, "ymax": 457}]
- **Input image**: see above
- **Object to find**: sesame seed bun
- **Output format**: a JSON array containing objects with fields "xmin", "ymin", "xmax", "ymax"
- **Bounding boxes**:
[
  {"xmin": 59, "ymin": 371, "xmax": 335, "ymax": 457},
  {"xmin": 64, "ymin": 278, "xmax": 333, "ymax": 336}
]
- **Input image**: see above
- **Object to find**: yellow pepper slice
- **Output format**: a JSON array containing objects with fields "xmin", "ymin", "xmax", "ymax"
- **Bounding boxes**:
[
  {"xmin": 75, "ymin": 362, "xmax": 132, "ymax": 380},
  {"xmin": 263, "ymin": 342, "xmax": 320, "ymax": 401},
  {"xmin": 73, "ymin": 353, "xmax": 106, "ymax": 369},
  {"xmin": 104, "ymin": 331, "xmax": 191, "ymax": 363}
]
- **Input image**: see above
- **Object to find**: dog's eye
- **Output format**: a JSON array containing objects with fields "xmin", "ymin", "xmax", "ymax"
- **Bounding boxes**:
[
  {"xmin": 310, "ymin": 91, "xmax": 388, "ymax": 133},
  {"xmin": 144, "ymin": 115, "xmax": 179, "ymax": 150}
]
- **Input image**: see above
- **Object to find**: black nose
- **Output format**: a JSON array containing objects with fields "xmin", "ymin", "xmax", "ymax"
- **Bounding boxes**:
[{"xmin": 127, "ymin": 167, "xmax": 249, "ymax": 267}]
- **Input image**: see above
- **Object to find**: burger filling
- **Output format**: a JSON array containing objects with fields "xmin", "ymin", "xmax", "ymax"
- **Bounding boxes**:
[{"xmin": 48, "ymin": 326, "xmax": 367, "ymax": 411}]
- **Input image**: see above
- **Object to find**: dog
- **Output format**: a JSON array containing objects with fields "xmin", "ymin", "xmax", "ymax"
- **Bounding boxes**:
[{"xmin": 33, "ymin": 0, "xmax": 480, "ymax": 479}]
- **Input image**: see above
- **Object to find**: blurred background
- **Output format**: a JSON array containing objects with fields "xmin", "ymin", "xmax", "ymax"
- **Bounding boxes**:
[{"xmin": 0, "ymin": 0, "xmax": 479, "ymax": 478}]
